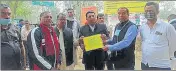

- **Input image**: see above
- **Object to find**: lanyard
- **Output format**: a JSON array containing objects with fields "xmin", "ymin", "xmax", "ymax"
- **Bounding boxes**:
[
  {"xmin": 114, "ymin": 21, "xmax": 129, "ymax": 36},
  {"xmin": 118, "ymin": 21, "xmax": 129, "ymax": 31}
]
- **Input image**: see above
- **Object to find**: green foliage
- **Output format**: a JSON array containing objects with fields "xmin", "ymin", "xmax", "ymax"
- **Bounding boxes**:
[
  {"xmin": 159, "ymin": 1, "xmax": 176, "ymax": 20},
  {"xmin": 64, "ymin": 1, "xmax": 103, "ymax": 23},
  {"xmin": 1, "ymin": 1, "xmax": 32, "ymax": 19}
]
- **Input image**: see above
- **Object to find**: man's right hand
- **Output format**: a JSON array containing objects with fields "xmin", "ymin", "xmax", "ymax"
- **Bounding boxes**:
[
  {"xmin": 101, "ymin": 34, "xmax": 108, "ymax": 45},
  {"xmin": 101, "ymin": 34, "xmax": 107, "ymax": 40}
]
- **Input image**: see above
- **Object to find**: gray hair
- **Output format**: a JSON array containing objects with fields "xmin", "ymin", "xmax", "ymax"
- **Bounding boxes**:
[
  {"xmin": 40, "ymin": 11, "xmax": 51, "ymax": 18},
  {"xmin": 0, "ymin": 4, "xmax": 9, "ymax": 10},
  {"xmin": 145, "ymin": 2, "xmax": 159, "ymax": 12},
  {"xmin": 57, "ymin": 13, "xmax": 66, "ymax": 19}
]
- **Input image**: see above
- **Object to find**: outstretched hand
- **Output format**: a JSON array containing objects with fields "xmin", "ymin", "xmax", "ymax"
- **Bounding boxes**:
[
  {"xmin": 103, "ymin": 45, "xmax": 109, "ymax": 51},
  {"xmin": 101, "ymin": 34, "xmax": 108, "ymax": 45}
]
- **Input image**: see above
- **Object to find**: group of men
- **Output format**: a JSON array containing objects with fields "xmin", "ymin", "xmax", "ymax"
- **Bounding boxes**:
[
  {"xmin": 0, "ymin": 4, "xmax": 80, "ymax": 70},
  {"xmin": 1, "ymin": 1, "xmax": 176, "ymax": 70}
]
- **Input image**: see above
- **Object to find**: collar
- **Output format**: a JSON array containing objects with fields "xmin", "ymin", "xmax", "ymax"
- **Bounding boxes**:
[
  {"xmin": 155, "ymin": 19, "xmax": 162, "ymax": 25},
  {"xmin": 67, "ymin": 17, "xmax": 75, "ymax": 21},
  {"xmin": 120, "ymin": 20, "xmax": 129, "ymax": 26},
  {"xmin": 120, "ymin": 20, "xmax": 129, "ymax": 24},
  {"xmin": 88, "ymin": 24, "xmax": 95, "ymax": 28},
  {"xmin": 145, "ymin": 19, "xmax": 161, "ymax": 26},
  {"xmin": 145, "ymin": 19, "xmax": 162, "ymax": 29},
  {"xmin": 88, "ymin": 24, "xmax": 96, "ymax": 32}
]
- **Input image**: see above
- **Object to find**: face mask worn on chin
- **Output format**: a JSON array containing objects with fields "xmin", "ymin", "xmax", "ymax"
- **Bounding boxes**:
[
  {"xmin": 145, "ymin": 12, "xmax": 156, "ymax": 20},
  {"xmin": 0, "ymin": 19, "xmax": 11, "ymax": 25}
]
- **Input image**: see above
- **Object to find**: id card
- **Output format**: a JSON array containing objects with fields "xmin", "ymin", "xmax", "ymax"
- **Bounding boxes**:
[{"xmin": 115, "ymin": 30, "xmax": 121, "ymax": 36}]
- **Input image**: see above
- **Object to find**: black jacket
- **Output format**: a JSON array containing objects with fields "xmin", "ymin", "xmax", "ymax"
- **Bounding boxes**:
[
  {"xmin": 79, "ymin": 24, "xmax": 109, "ymax": 63},
  {"xmin": 27, "ymin": 27, "xmax": 61, "ymax": 70},
  {"xmin": 54, "ymin": 26, "xmax": 74, "ymax": 66},
  {"xmin": 1, "ymin": 24, "xmax": 22, "ymax": 70},
  {"xmin": 110, "ymin": 21, "xmax": 136, "ymax": 67}
]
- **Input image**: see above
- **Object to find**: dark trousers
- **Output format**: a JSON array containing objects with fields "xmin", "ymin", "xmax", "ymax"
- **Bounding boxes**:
[
  {"xmin": 106, "ymin": 60, "xmax": 134, "ymax": 70},
  {"xmin": 141, "ymin": 63, "xmax": 171, "ymax": 70},
  {"xmin": 84, "ymin": 50, "xmax": 105, "ymax": 70}
]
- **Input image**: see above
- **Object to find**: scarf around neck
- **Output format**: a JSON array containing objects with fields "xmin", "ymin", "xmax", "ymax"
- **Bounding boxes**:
[{"xmin": 39, "ymin": 23, "xmax": 60, "ymax": 59}]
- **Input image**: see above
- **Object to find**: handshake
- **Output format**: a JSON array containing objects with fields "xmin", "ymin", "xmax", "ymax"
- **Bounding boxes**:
[{"xmin": 78, "ymin": 34, "xmax": 110, "ymax": 52}]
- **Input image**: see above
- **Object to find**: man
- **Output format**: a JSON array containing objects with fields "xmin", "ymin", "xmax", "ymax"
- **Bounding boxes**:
[
  {"xmin": 97, "ymin": 13, "xmax": 105, "ymax": 24},
  {"xmin": 27, "ymin": 11, "xmax": 61, "ymax": 70},
  {"xmin": 21, "ymin": 20, "xmax": 32, "ymax": 69},
  {"xmin": 103, "ymin": 7, "xmax": 138, "ymax": 70},
  {"xmin": 96, "ymin": 13, "xmax": 110, "ymax": 67},
  {"xmin": 168, "ymin": 14, "xmax": 176, "ymax": 70},
  {"xmin": 97, "ymin": 13, "xmax": 111, "ymax": 36},
  {"xmin": 168, "ymin": 14, "xmax": 176, "ymax": 57},
  {"xmin": 0, "ymin": 4, "xmax": 23, "ymax": 70},
  {"xmin": 66, "ymin": 8, "xmax": 80, "ymax": 65},
  {"xmin": 79, "ymin": 11, "xmax": 109, "ymax": 70},
  {"xmin": 54, "ymin": 13, "xmax": 74, "ymax": 70},
  {"xmin": 17, "ymin": 19, "xmax": 25, "ymax": 29},
  {"xmin": 168, "ymin": 14, "xmax": 176, "ymax": 30},
  {"xmin": 139, "ymin": 2, "xmax": 176, "ymax": 70}
]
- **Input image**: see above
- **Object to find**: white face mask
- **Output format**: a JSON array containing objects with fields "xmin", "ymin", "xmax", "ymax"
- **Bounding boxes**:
[{"xmin": 145, "ymin": 12, "xmax": 156, "ymax": 20}]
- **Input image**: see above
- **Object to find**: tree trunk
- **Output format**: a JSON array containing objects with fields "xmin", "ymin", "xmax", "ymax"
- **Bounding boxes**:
[{"xmin": 13, "ymin": 1, "xmax": 18, "ymax": 19}]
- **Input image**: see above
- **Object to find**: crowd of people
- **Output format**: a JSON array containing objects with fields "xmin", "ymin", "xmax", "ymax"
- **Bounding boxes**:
[{"xmin": 1, "ymin": 2, "xmax": 176, "ymax": 70}]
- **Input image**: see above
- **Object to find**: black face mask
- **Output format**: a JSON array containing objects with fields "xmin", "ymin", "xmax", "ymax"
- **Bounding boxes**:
[{"xmin": 145, "ymin": 12, "xmax": 156, "ymax": 20}]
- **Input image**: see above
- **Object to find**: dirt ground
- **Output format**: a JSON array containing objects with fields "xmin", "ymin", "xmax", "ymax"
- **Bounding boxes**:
[
  {"xmin": 74, "ymin": 51, "xmax": 142, "ymax": 70},
  {"xmin": 74, "ymin": 36, "xmax": 142, "ymax": 70}
]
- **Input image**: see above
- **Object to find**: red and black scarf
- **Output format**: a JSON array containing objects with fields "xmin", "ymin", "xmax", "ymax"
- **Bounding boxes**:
[{"xmin": 40, "ymin": 23, "xmax": 60, "ymax": 61}]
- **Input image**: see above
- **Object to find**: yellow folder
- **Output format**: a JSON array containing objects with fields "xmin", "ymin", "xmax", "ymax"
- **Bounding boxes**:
[{"xmin": 83, "ymin": 34, "xmax": 103, "ymax": 51}]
